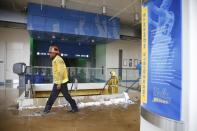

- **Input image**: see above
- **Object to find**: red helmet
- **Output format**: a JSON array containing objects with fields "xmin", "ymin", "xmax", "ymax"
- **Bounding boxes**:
[{"xmin": 48, "ymin": 46, "xmax": 60, "ymax": 54}]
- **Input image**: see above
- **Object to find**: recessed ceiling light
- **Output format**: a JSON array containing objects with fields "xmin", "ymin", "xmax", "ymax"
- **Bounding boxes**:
[
  {"xmin": 52, "ymin": 35, "xmax": 56, "ymax": 39},
  {"xmin": 102, "ymin": 6, "xmax": 107, "ymax": 14}
]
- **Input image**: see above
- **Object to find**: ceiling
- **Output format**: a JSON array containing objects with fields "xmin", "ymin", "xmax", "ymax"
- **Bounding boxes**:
[{"xmin": 0, "ymin": 0, "xmax": 141, "ymax": 25}]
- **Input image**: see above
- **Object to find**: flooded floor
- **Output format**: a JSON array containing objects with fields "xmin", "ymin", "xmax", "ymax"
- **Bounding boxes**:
[{"xmin": 0, "ymin": 86, "xmax": 140, "ymax": 131}]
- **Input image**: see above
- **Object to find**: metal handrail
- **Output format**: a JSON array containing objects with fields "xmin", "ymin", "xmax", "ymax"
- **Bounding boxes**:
[{"xmin": 24, "ymin": 66, "xmax": 140, "ymax": 91}]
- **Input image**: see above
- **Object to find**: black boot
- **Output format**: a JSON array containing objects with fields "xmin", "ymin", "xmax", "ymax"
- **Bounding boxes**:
[
  {"xmin": 43, "ymin": 105, "xmax": 51, "ymax": 114},
  {"xmin": 69, "ymin": 103, "xmax": 79, "ymax": 113},
  {"xmin": 69, "ymin": 107, "xmax": 78, "ymax": 113}
]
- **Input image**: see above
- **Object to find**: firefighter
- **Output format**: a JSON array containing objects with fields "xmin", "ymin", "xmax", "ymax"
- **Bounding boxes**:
[
  {"xmin": 107, "ymin": 71, "xmax": 119, "ymax": 94},
  {"xmin": 43, "ymin": 45, "xmax": 78, "ymax": 114}
]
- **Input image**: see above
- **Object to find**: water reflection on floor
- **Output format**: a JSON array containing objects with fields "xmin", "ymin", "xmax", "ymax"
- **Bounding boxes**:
[{"xmin": 0, "ymin": 86, "xmax": 140, "ymax": 131}]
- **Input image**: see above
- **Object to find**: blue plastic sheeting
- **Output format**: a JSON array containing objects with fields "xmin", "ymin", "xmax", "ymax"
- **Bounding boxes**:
[{"xmin": 27, "ymin": 3, "xmax": 120, "ymax": 39}]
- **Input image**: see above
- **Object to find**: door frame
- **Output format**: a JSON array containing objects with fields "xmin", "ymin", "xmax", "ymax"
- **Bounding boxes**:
[
  {"xmin": 119, "ymin": 49, "xmax": 123, "ymax": 80},
  {"xmin": 0, "ymin": 42, "xmax": 6, "ymax": 85}
]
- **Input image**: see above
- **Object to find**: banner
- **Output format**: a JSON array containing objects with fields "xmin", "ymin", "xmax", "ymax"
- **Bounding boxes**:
[
  {"xmin": 141, "ymin": 7, "xmax": 148, "ymax": 104},
  {"xmin": 141, "ymin": 0, "xmax": 182, "ymax": 121}
]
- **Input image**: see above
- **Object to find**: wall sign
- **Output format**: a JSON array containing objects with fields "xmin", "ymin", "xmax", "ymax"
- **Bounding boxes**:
[{"xmin": 141, "ymin": 0, "xmax": 182, "ymax": 121}]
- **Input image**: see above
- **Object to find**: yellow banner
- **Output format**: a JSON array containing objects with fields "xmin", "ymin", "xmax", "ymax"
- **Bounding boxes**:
[{"xmin": 141, "ymin": 6, "xmax": 148, "ymax": 104}]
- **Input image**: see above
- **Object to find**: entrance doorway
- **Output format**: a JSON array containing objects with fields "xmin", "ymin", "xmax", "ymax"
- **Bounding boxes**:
[{"xmin": 0, "ymin": 42, "xmax": 5, "ymax": 85}]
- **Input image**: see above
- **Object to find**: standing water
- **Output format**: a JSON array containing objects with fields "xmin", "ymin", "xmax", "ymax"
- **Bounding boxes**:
[{"xmin": 0, "ymin": 87, "xmax": 140, "ymax": 131}]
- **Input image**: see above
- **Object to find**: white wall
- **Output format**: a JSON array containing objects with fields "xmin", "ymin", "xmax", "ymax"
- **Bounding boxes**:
[
  {"xmin": 188, "ymin": 0, "xmax": 197, "ymax": 130},
  {"xmin": 0, "ymin": 27, "xmax": 30, "ymax": 82},
  {"xmin": 95, "ymin": 39, "xmax": 141, "ymax": 80},
  {"xmin": 0, "ymin": 10, "xmax": 26, "ymax": 24},
  {"xmin": 106, "ymin": 39, "xmax": 141, "ymax": 68},
  {"xmin": 182, "ymin": 0, "xmax": 197, "ymax": 131},
  {"xmin": 95, "ymin": 44, "xmax": 106, "ymax": 68}
]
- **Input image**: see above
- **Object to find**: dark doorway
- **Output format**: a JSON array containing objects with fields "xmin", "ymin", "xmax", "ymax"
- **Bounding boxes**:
[{"xmin": 119, "ymin": 49, "xmax": 123, "ymax": 79}]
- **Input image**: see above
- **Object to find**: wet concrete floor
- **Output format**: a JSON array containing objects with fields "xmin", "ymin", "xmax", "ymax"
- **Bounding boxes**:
[{"xmin": 0, "ymin": 86, "xmax": 140, "ymax": 131}]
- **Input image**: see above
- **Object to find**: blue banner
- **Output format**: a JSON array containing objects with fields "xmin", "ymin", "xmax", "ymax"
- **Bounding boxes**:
[
  {"xmin": 27, "ymin": 3, "xmax": 120, "ymax": 39},
  {"xmin": 141, "ymin": 0, "xmax": 182, "ymax": 121}
]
